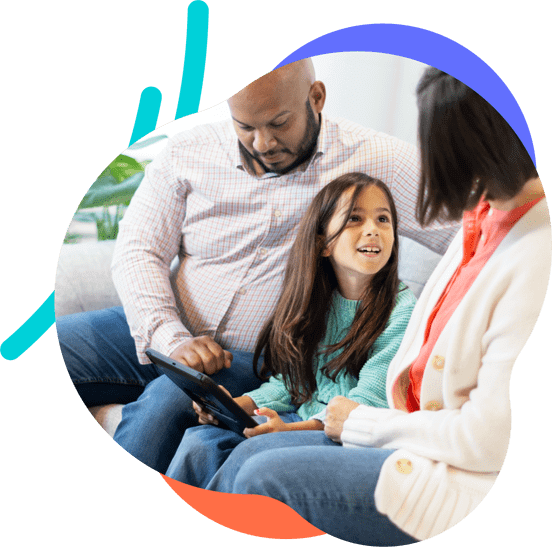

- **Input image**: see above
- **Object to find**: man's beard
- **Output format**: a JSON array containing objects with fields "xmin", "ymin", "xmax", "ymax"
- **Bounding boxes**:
[{"xmin": 239, "ymin": 99, "xmax": 321, "ymax": 176}]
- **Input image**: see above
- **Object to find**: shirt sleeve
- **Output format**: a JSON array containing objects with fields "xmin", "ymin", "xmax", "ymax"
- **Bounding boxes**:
[
  {"xmin": 347, "ymin": 287, "xmax": 416, "ymax": 409},
  {"xmin": 111, "ymin": 142, "xmax": 193, "ymax": 364}
]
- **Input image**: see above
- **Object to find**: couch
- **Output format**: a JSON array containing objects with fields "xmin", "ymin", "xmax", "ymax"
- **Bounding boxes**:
[{"xmin": 54, "ymin": 236, "xmax": 446, "ymax": 436}]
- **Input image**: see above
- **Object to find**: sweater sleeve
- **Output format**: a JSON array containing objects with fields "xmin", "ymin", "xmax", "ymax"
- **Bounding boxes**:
[
  {"xmin": 243, "ymin": 374, "xmax": 297, "ymax": 413},
  {"xmin": 347, "ymin": 286, "xmax": 416, "ymax": 409}
]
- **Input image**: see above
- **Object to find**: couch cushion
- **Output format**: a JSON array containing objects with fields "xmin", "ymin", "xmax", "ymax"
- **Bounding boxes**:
[
  {"xmin": 55, "ymin": 241, "xmax": 121, "ymax": 317},
  {"xmin": 398, "ymin": 236, "xmax": 444, "ymax": 298}
]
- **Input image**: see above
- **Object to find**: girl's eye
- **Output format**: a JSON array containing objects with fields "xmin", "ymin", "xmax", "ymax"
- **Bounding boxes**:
[
  {"xmin": 379, "ymin": 216, "xmax": 390, "ymax": 223},
  {"xmin": 348, "ymin": 215, "xmax": 361, "ymax": 222},
  {"xmin": 238, "ymin": 125, "xmax": 254, "ymax": 132},
  {"xmin": 271, "ymin": 120, "xmax": 288, "ymax": 128}
]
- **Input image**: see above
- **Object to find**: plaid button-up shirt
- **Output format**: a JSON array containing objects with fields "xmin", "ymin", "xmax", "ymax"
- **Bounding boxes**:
[{"xmin": 112, "ymin": 115, "xmax": 459, "ymax": 363}]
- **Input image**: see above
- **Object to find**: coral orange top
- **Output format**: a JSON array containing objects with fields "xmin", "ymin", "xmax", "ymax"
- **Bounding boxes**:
[{"xmin": 406, "ymin": 196, "xmax": 544, "ymax": 412}]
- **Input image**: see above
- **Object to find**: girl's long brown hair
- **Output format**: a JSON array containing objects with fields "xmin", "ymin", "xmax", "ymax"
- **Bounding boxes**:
[{"xmin": 253, "ymin": 173, "xmax": 402, "ymax": 405}]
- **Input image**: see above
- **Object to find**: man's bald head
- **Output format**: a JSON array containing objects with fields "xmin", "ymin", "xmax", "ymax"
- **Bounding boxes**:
[
  {"xmin": 230, "ymin": 59, "xmax": 316, "ymax": 108},
  {"xmin": 227, "ymin": 59, "xmax": 326, "ymax": 175}
]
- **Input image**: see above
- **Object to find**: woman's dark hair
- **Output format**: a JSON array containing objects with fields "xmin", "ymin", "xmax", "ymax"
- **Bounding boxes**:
[
  {"xmin": 253, "ymin": 173, "xmax": 401, "ymax": 406},
  {"xmin": 416, "ymin": 67, "xmax": 538, "ymax": 225}
]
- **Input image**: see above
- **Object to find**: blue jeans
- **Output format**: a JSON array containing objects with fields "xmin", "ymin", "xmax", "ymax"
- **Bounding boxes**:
[
  {"xmin": 165, "ymin": 412, "xmax": 304, "ymax": 487},
  {"xmin": 206, "ymin": 431, "xmax": 417, "ymax": 546},
  {"xmin": 56, "ymin": 307, "xmax": 263, "ymax": 473}
]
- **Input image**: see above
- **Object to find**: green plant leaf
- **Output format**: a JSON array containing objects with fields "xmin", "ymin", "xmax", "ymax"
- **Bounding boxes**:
[
  {"xmin": 109, "ymin": 154, "xmax": 145, "ymax": 183},
  {"xmin": 79, "ymin": 171, "xmax": 144, "ymax": 209}
]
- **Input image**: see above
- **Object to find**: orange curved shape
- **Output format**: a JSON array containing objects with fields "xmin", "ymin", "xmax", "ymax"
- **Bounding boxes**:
[{"xmin": 162, "ymin": 475, "xmax": 325, "ymax": 539}]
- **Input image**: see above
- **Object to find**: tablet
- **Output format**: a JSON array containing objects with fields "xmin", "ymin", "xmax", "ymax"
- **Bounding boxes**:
[{"xmin": 145, "ymin": 348, "xmax": 259, "ymax": 436}]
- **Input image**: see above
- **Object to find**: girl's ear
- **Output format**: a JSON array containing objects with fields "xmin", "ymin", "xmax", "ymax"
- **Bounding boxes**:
[{"xmin": 317, "ymin": 235, "xmax": 331, "ymax": 257}]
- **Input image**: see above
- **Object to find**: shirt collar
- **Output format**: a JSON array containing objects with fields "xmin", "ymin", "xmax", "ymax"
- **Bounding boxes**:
[{"xmin": 462, "ymin": 196, "xmax": 545, "ymax": 263}]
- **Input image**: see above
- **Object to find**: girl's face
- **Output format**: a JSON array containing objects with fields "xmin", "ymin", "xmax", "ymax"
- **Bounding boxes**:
[{"xmin": 322, "ymin": 185, "xmax": 395, "ymax": 300}]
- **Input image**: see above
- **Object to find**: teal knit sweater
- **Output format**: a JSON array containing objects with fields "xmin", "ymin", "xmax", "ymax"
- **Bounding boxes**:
[{"xmin": 244, "ymin": 282, "xmax": 416, "ymax": 421}]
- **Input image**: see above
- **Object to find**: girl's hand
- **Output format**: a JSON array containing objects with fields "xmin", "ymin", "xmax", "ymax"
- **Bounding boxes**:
[
  {"xmin": 243, "ymin": 408, "xmax": 289, "ymax": 438},
  {"xmin": 192, "ymin": 384, "xmax": 233, "ymax": 425},
  {"xmin": 324, "ymin": 396, "xmax": 360, "ymax": 443}
]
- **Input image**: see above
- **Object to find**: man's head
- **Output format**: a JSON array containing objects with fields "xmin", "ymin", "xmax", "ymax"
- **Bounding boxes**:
[{"xmin": 227, "ymin": 59, "xmax": 326, "ymax": 175}]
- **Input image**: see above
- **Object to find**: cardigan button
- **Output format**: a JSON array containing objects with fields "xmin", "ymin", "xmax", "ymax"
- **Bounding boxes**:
[
  {"xmin": 425, "ymin": 401, "xmax": 442, "ymax": 411},
  {"xmin": 395, "ymin": 459, "xmax": 413, "ymax": 474},
  {"xmin": 432, "ymin": 355, "xmax": 445, "ymax": 371}
]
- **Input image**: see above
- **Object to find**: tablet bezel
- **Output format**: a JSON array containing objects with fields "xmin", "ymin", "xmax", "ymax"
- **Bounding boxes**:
[{"xmin": 145, "ymin": 348, "xmax": 259, "ymax": 436}]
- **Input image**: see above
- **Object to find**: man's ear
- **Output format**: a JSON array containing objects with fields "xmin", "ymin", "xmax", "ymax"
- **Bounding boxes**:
[{"xmin": 309, "ymin": 81, "xmax": 326, "ymax": 114}]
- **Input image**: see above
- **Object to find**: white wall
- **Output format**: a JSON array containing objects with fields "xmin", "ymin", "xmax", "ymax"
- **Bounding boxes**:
[
  {"xmin": 313, "ymin": 52, "xmax": 427, "ymax": 146},
  {"xmin": 128, "ymin": 52, "xmax": 427, "ymax": 161}
]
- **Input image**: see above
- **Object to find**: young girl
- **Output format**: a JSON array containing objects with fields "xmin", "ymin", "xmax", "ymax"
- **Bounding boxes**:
[{"xmin": 165, "ymin": 172, "xmax": 417, "ymax": 487}]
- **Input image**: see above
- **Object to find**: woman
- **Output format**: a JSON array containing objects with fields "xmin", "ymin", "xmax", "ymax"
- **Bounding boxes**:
[{"xmin": 202, "ymin": 68, "xmax": 550, "ymax": 545}]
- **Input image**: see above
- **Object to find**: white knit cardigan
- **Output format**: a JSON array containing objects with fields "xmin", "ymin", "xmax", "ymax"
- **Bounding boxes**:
[{"xmin": 341, "ymin": 199, "xmax": 551, "ymax": 540}]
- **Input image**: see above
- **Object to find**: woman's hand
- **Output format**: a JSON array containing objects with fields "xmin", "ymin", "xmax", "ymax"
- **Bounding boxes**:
[
  {"xmin": 243, "ymin": 408, "xmax": 289, "ymax": 438},
  {"xmin": 324, "ymin": 396, "xmax": 360, "ymax": 443}
]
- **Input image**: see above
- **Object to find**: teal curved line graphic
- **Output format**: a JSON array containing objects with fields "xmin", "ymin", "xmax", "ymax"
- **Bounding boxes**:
[
  {"xmin": 0, "ymin": 0, "xmax": 209, "ymax": 361},
  {"xmin": 129, "ymin": 86, "xmax": 163, "ymax": 146}
]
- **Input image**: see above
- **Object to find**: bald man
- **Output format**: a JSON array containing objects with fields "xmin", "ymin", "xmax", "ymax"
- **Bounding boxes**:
[
  {"xmin": 229, "ymin": 59, "xmax": 323, "ymax": 176},
  {"xmin": 58, "ymin": 59, "xmax": 458, "ymax": 473}
]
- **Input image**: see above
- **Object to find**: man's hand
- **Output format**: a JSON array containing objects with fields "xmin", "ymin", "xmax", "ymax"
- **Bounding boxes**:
[
  {"xmin": 170, "ymin": 336, "xmax": 232, "ymax": 375},
  {"xmin": 324, "ymin": 396, "xmax": 360, "ymax": 443}
]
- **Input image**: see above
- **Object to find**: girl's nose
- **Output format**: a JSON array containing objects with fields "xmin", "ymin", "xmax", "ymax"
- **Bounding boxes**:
[{"xmin": 363, "ymin": 221, "xmax": 379, "ymax": 236}]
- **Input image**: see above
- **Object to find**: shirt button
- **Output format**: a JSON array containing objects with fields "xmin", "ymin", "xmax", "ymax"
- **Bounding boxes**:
[
  {"xmin": 425, "ymin": 401, "xmax": 442, "ymax": 411},
  {"xmin": 395, "ymin": 459, "xmax": 413, "ymax": 474},
  {"xmin": 238, "ymin": 288, "xmax": 246, "ymax": 295},
  {"xmin": 258, "ymin": 247, "xmax": 268, "ymax": 256},
  {"xmin": 432, "ymin": 355, "xmax": 445, "ymax": 371},
  {"xmin": 274, "ymin": 209, "xmax": 282, "ymax": 218},
  {"xmin": 218, "ymin": 326, "xmax": 226, "ymax": 334}
]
